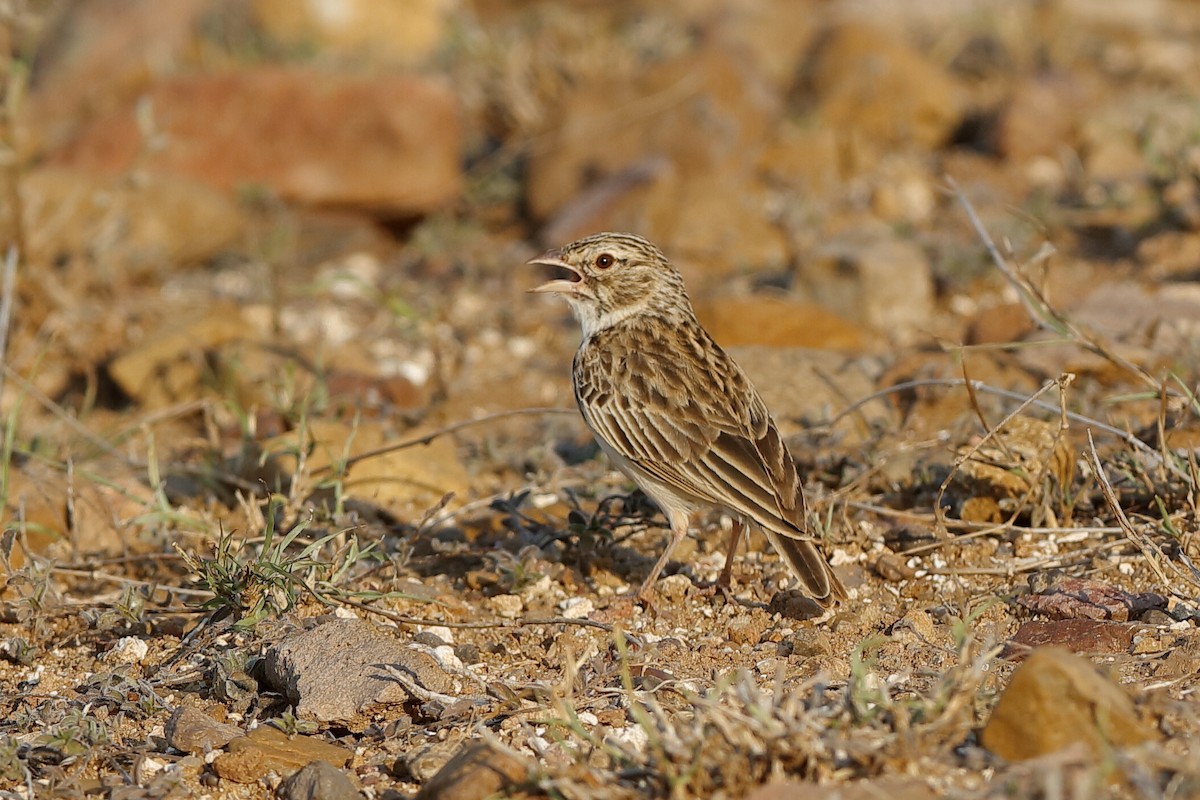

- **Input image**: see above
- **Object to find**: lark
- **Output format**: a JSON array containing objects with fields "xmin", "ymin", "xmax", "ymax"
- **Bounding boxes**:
[{"xmin": 530, "ymin": 232, "xmax": 846, "ymax": 608}]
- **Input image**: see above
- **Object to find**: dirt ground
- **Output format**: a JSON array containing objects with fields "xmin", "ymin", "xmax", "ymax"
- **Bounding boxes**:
[{"xmin": 3, "ymin": 1, "xmax": 1200, "ymax": 798}]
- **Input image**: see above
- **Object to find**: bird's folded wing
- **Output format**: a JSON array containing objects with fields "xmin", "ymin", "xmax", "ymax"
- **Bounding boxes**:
[{"xmin": 579, "ymin": 398, "xmax": 809, "ymax": 538}]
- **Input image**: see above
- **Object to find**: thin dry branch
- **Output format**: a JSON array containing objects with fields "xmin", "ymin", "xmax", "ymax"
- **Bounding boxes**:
[
  {"xmin": 1086, "ymin": 429, "xmax": 1200, "ymax": 598},
  {"xmin": 948, "ymin": 175, "xmax": 1192, "ymax": 415},
  {"xmin": 830, "ymin": 376, "xmax": 1189, "ymax": 481},
  {"xmin": 0, "ymin": 246, "xmax": 16, "ymax": 402},
  {"xmin": 932, "ymin": 375, "xmax": 1069, "ymax": 533},
  {"xmin": 317, "ymin": 406, "xmax": 577, "ymax": 475}
]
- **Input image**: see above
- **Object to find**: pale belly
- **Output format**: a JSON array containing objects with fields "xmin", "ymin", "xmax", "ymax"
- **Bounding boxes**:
[{"xmin": 593, "ymin": 435, "xmax": 706, "ymax": 525}]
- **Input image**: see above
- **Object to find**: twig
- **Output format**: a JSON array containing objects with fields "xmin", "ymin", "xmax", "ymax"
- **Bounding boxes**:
[
  {"xmin": 1086, "ymin": 429, "xmax": 1200, "ymax": 598},
  {"xmin": 0, "ymin": 246, "xmax": 16, "ymax": 402},
  {"xmin": 48, "ymin": 566, "xmax": 215, "ymax": 598},
  {"xmin": 933, "ymin": 376, "xmax": 1065, "ymax": 532},
  {"xmin": 920, "ymin": 537, "xmax": 1130, "ymax": 576},
  {"xmin": 828, "ymin": 376, "xmax": 1189, "ymax": 481},
  {"xmin": 315, "ymin": 407, "xmax": 577, "ymax": 475},
  {"xmin": 948, "ymin": 175, "xmax": 1178, "ymax": 407},
  {"xmin": 336, "ymin": 593, "xmax": 628, "ymax": 637},
  {"xmin": 382, "ymin": 662, "xmax": 485, "ymax": 708}
]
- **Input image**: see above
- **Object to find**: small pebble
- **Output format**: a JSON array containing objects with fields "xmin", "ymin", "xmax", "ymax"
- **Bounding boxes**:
[
  {"xmin": 559, "ymin": 597, "xmax": 595, "ymax": 619},
  {"xmin": 491, "ymin": 594, "xmax": 523, "ymax": 619}
]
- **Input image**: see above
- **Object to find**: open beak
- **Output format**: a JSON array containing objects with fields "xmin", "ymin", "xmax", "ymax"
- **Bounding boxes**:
[{"xmin": 527, "ymin": 249, "xmax": 584, "ymax": 295}]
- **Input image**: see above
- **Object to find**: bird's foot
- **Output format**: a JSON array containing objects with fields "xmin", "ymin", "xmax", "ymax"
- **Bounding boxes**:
[
  {"xmin": 694, "ymin": 578, "xmax": 738, "ymax": 605},
  {"xmin": 634, "ymin": 587, "xmax": 661, "ymax": 617},
  {"xmin": 595, "ymin": 590, "xmax": 655, "ymax": 622}
]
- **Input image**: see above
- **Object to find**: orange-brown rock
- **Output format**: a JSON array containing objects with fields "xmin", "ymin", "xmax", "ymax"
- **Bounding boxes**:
[
  {"xmin": 49, "ymin": 68, "xmax": 461, "ymax": 215},
  {"xmin": 22, "ymin": 0, "xmax": 208, "ymax": 154},
  {"xmin": 806, "ymin": 23, "xmax": 968, "ymax": 154},
  {"xmin": 212, "ymin": 725, "xmax": 352, "ymax": 784},
  {"xmin": 981, "ymin": 647, "xmax": 1158, "ymax": 761},
  {"xmin": 694, "ymin": 296, "xmax": 868, "ymax": 351},
  {"xmin": 252, "ymin": 0, "xmax": 455, "ymax": 65}
]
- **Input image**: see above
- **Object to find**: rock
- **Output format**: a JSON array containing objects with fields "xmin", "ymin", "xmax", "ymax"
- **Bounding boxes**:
[
  {"xmin": 727, "ymin": 614, "xmax": 767, "ymax": 646},
  {"xmin": 212, "ymin": 724, "xmax": 353, "ymax": 784},
  {"xmin": 996, "ymin": 77, "xmax": 1086, "ymax": 164},
  {"xmin": 2, "ymin": 461, "xmax": 150, "ymax": 569},
  {"xmin": 263, "ymin": 419, "xmax": 471, "ymax": 517},
  {"xmin": 489, "ymin": 594, "xmax": 523, "ymax": 620},
  {"xmin": 526, "ymin": 47, "xmax": 788, "ymax": 274},
  {"xmin": 710, "ymin": 0, "xmax": 823, "ymax": 93},
  {"xmin": 767, "ymin": 590, "xmax": 824, "ymax": 621},
  {"xmin": 107, "ymin": 304, "xmax": 256, "ymax": 409},
  {"xmin": 262, "ymin": 619, "xmax": 455, "ymax": 726},
  {"xmin": 980, "ymin": 647, "xmax": 1158, "ymax": 761},
  {"xmin": 50, "ymin": 68, "xmax": 461, "ymax": 216},
  {"xmin": 1019, "ymin": 577, "xmax": 1167, "ymax": 622},
  {"xmin": 875, "ymin": 349, "xmax": 1038, "ymax": 439},
  {"xmin": 1014, "ymin": 280, "xmax": 1200, "ymax": 381},
  {"xmin": 558, "ymin": 597, "xmax": 595, "ymax": 620},
  {"xmin": 966, "ymin": 301, "xmax": 1034, "ymax": 346},
  {"xmin": 251, "ymin": 0, "xmax": 455, "ymax": 65},
  {"xmin": 11, "ymin": 168, "xmax": 243, "ymax": 274},
  {"xmin": 641, "ymin": 168, "xmax": 791, "ymax": 277},
  {"xmin": 872, "ymin": 552, "xmax": 915, "ymax": 582},
  {"xmin": 1007, "ymin": 620, "xmax": 1141, "ymax": 656},
  {"xmin": 527, "ymin": 47, "xmax": 776, "ymax": 221},
  {"xmin": 725, "ymin": 347, "xmax": 889, "ymax": 439},
  {"xmin": 806, "ymin": 23, "xmax": 968, "ymax": 154},
  {"xmin": 802, "ymin": 232, "xmax": 934, "ymax": 341},
  {"xmin": 955, "ymin": 416, "xmax": 1075, "ymax": 527},
  {"xmin": 655, "ymin": 574, "xmax": 694, "ymax": 604},
  {"xmin": 693, "ymin": 297, "xmax": 870, "ymax": 351},
  {"xmin": 104, "ymin": 636, "xmax": 149, "ymax": 664},
  {"xmin": 789, "ymin": 627, "xmax": 832, "ymax": 659},
  {"xmin": 758, "ymin": 123, "xmax": 842, "ymax": 194},
  {"xmin": 278, "ymin": 760, "xmax": 364, "ymax": 800},
  {"xmin": 745, "ymin": 775, "xmax": 936, "ymax": 800},
  {"xmin": 22, "ymin": 0, "xmax": 208, "ymax": 155},
  {"xmin": 165, "ymin": 707, "xmax": 243, "ymax": 755},
  {"xmin": 1155, "ymin": 635, "xmax": 1200, "ymax": 679},
  {"xmin": 869, "ymin": 157, "xmax": 937, "ymax": 225},
  {"xmin": 414, "ymin": 741, "xmax": 528, "ymax": 800}
]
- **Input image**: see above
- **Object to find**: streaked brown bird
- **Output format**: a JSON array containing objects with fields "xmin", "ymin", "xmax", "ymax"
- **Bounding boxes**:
[{"xmin": 529, "ymin": 231, "xmax": 846, "ymax": 608}]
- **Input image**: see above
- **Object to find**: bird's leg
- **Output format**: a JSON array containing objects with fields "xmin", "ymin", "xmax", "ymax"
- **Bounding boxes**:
[
  {"xmin": 635, "ymin": 512, "xmax": 690, "ymax": 607},
  {"xmin": 717, "ymin": 520, "xmax": 744, "ymax": 590},
  {"xmin": 696, "ymin": 519, "xmax": 742, "ymax": 602}
]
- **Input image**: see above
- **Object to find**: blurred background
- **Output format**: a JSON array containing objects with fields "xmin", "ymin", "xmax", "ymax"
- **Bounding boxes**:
[
  {"xmin": 3, "ymin": 0, "xmax": 1200, "ymax": 556},
  {"xmin": 4, "ymin": 3, "xmax": 1200, "ymax": 794}
]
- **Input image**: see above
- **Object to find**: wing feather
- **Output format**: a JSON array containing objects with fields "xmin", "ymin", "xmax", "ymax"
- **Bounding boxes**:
[{"xmin": 574, "ymin": 325, "xmax": 811, "ymax": 540}]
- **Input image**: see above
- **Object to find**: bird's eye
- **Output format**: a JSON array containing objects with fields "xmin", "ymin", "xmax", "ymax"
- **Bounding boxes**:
[{"xmin": 595, "ymin": 253, "xmax": 614, "ymax": 269}]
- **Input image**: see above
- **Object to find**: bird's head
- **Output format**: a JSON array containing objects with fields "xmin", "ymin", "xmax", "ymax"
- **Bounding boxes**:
[{"xmin": 528, "ymin": 232, "xmax": 690, "ymax": 337}]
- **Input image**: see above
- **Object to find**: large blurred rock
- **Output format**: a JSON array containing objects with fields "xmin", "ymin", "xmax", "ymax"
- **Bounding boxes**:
[
  {"xmin": 694, "ymin": 296, "xmax": 869, "ymax": 351},
  {"xmin": 14, "ymin": 168, "xmax": 243, "ymax": 272},
  {"xmin": 252, "ymin": 0, "xmax": 456, "ymax": 65},
  {"xmin": 800, "ymin": 229, "xmax": 935, "ymax": 340},
  {"xmin": 49, "ymin": 68, "xmax": 461, "ymax": 215},
  {"xmin": 22, "ymin": 0, "xmax": 208, "ymax": 154},
  {"xmin": 996, "ymin": 77, "xmax": 1087, "ymax": 164},
  {"xmin": 726, "ymin": 347, "xmax": 890, "ymax": 440},
  {"xmin": 262, "ymin": 619, "xmax": 456, "ymax": 726},
  {"xmin": 707, "ymin": 0, "xmax": 823, "ymax": 92},
  {"xmin": 981, "ymin": 647, "xmax": 1157, "ymax": 761},
  {"xmin": 527, "ymin": 47, "xmax": 787, "ymax": 274},
  {"xmin": 805, "ymin": 23, "xmax": 968, "ymax": 157}
]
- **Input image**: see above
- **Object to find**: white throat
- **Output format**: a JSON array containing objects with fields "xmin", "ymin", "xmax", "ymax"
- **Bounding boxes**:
[{"xmin": 567, "ymin": 296, "xmax": 650, "ymax": 340}]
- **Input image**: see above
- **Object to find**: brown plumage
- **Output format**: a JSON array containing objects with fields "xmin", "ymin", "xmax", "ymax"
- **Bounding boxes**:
[{"xmin": 530, "ymin": 232, "xmax": 846, "ymax": 607}]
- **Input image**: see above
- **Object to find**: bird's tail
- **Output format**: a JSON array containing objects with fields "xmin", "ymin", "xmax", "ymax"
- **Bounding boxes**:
[{"xmin": 763, "ymin": 531, "xmax": 847, "ymax": 607}]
